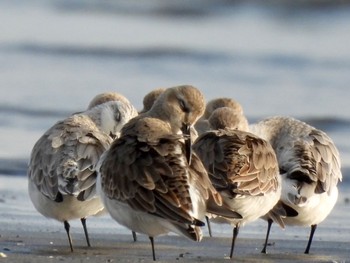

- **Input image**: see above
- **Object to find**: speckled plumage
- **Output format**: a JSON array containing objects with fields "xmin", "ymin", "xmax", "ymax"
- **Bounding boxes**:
[
  {"xmin": 250, "ymin": 116, "xmax": 342, "ymax": 254},
  {"xmin": 193, "ymin": 107, "xmax": 281, "ymax": 258},
  {"xmin": 28, "ymin": 99, "xmax": 137, "ymax": 251},
  {"xmin": 98, "ymin": 85, "xmax": 240, "ymax": 261}
]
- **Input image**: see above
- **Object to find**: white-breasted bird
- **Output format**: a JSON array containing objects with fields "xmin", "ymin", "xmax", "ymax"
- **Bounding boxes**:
[
  {"xmin": 98, "ymin": 85, "xmax": 240, "ymax": 261},
  {"xmin": 193, "ymin": 107, "xmax": 281, "ymax": 258},
  {"xmin": 28, "ymin": 98, "xmax": 137, "ymax": 251},
  {"xmin": 250, "ymin": 116, "xmax": 342, "ymax": 254}
]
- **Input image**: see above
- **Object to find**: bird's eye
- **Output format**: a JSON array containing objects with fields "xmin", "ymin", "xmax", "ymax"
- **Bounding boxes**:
[
  {"xmin": 114, "ymin": 110, "xmax": 121, "ymax": 122},
  {"xmin": 179, "ymin": 99, "xmax": 189, "ymax": 113}
]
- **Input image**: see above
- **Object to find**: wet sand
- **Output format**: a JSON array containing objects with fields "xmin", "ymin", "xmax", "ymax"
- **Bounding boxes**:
[
  {"xmin": 1, "ymin": 229, "xmax": 349, "ymax": 262},
  {"xmin": 1, "ymin": 175, "xmax": 349, "ymax": 262}
]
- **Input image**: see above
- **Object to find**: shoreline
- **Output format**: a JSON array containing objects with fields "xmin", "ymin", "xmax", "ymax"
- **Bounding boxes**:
[
  {"xmin": 1, "ymin": 230, "xmax": 349, "ymax": 262},
  {"xmin": 1, "ymin": 175, "xmax": 349, "ymax": 262}
]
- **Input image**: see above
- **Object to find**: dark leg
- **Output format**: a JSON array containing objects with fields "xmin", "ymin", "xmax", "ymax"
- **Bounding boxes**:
[
  {"xmin": 149, "ymin": 236, "xmax": 156, "ymax": 261},
  {"xmin": 230, "ymin": 226, "xmax": 240, "ymax": 258},
  {"xmin": 132, "ymin": 231, "xmax": 137, "ymax": 242},
  {"xmin": 261, "ymin": 219, "xmax": 273, "ymax": 254},
  {"xmin": 64, "ymin": 220, "xmax": 74, "ymax": 252},
  {"xmin": 80, "ymin": 218, "xmax": 91, "ymax": 247},
  {"xmin": 304, "ymin": 224, "xmax": 317, "ymax": 254},
  {"xmin": 206, "ymin": 216, "xmax": 213, "ymax": 237}
]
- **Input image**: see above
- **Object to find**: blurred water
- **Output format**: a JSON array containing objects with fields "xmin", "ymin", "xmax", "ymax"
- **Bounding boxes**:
[{"xmin": 0, "ymin": 0, "xmax": 350, "ymax": 185}]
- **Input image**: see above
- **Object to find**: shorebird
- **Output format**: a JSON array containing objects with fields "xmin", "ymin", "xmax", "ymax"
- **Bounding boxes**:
[
  {"xmin": 250, "ymin": 116, "xmax": 342, "ymax": 254},
  {"xmin": 195, "ymin": 97, "xmax": 248, "ymax": 135},
  {"xmin": 139, "ymin": 87, "xmax": 166, "ymax": 113},
  {"xmin": 98, "ymin": 85, "xmax": 240, "ymax": 261},
  {"xmin": 198, "ymin": 105, "xmax": 250, "ymax": 237},
  {"xmin": 203, "ymin": 97, "xmax": 244, "ymax": 119},
  {"xmin": 138, "ymin": 86, "xmax": 199, "ymax": 140},
  {"xmin": 193, "ymin": 107, "xmax": 281, "ymax": 258},
  {"xmin": 87, "ymin": 91, "xmax": 135, "ymax": 110},
  {"xmin": 28, "ymin": 99, "xmax": 137, "ymax": 252}
]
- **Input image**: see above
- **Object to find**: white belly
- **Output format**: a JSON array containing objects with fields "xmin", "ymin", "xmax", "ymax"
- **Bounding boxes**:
[
  {"xmin": 28, "ymin": 180, "xmax": 105, "ymax": 222},
  {"xmin": 283, "ymin": 188, "xmax": 338, "ymax": 226},
  {"xmin": 102, "ymin": 195, "xmax": 173, "ymax": 237},
  {"xmin": 211, "ymin": 190, "xmax": 281, "ymax": 227}
]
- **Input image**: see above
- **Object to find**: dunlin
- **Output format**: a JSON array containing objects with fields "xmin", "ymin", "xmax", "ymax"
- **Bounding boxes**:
[
  {"xmin": 139, "ymin": 87, "xmax": 166, "ymax": 113},
  {"xmin": 250, "ymin": 116, "xmax": 342, "ymax": 254},
  {"xmin": 193, "ymin": 107, "xmax": 281, "ymax": 258},
  {"xmin": 87, "ymin": 91, "xmax": 135, "ymax": 110},
  {"xmin": 28, "ymin": 99, "xmax": 137, "ymax": 251},
  {"xmin": 99, "ymin": 85, "xmax": 240, "ymax": 260},
  {"xmin": 195, "ymin": 97, "xmax": 247, "ymax": 135}
]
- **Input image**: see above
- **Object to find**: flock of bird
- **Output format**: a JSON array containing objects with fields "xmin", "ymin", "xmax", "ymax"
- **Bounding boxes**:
[{"xmin": 27, "ymin": 85, "xmax": 342, "ymax": 261}]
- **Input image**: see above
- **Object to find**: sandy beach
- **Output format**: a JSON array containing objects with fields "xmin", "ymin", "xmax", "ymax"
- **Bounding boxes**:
[
  {"xmin": 1, "ymin": 1, "xmax": 350, "ymax": 262},
  {"xmin": 1, "ymin": 175, "xmax": 349, "ymax": 262}
]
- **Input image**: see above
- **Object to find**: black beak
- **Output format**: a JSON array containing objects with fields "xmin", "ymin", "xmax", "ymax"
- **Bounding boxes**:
[
  {"xmin": 181, "ymin": 123, "xmax": 192, "ymax": 164},
  {"xmin": 109, "ymin": 132, "xmax": 117, "ymax": 140}
]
